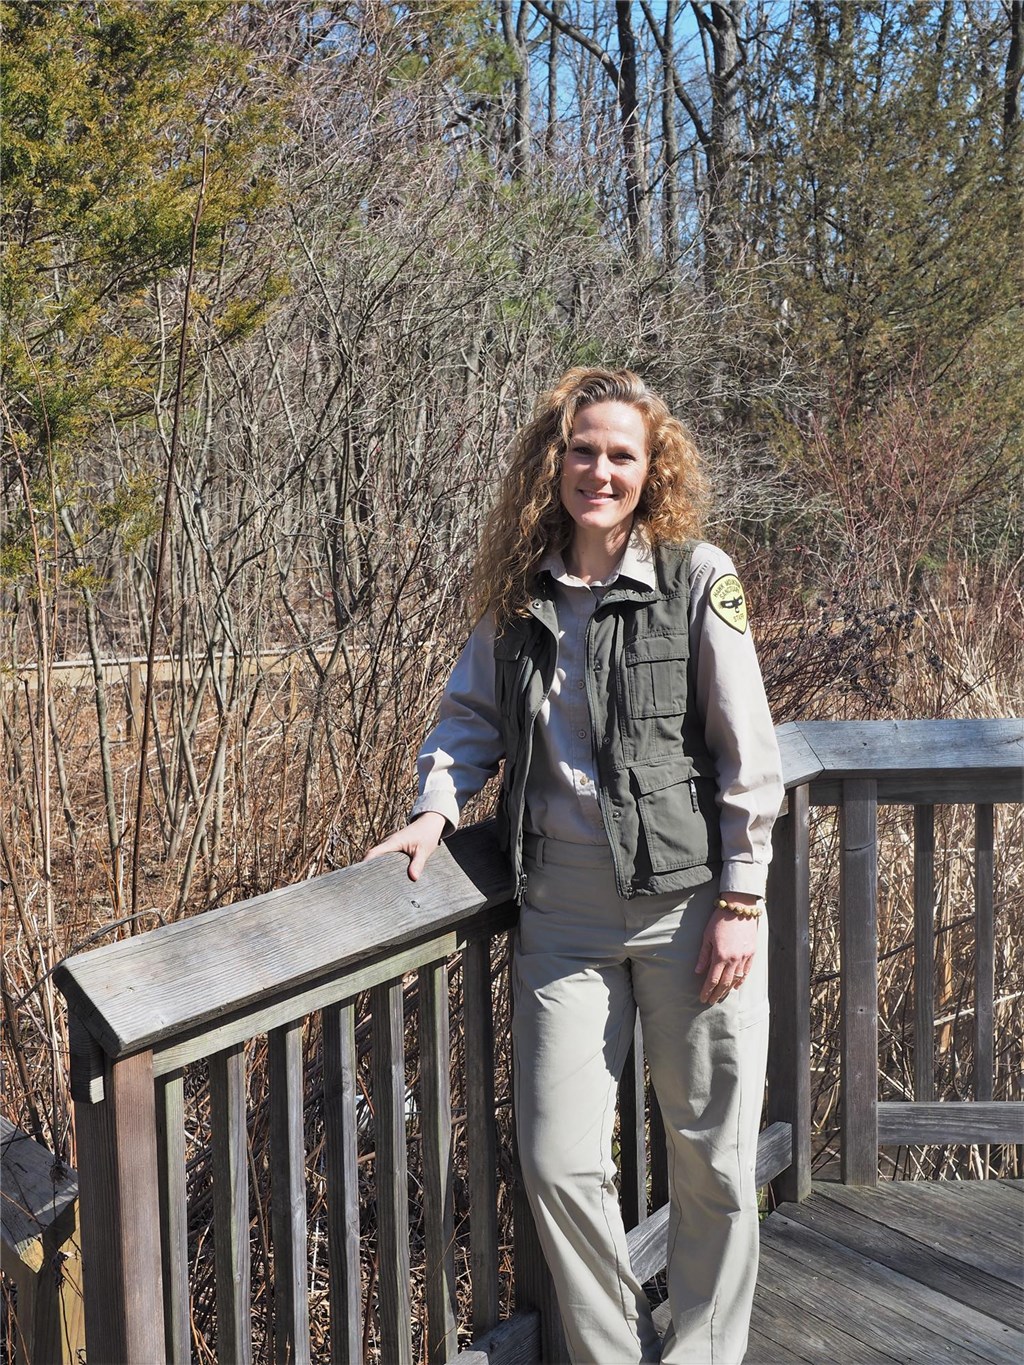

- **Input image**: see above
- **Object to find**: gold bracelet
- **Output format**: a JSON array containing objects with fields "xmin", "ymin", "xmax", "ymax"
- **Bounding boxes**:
[{"xmin": 716, "ymin": 897, "xmax": 764, "ymax": 920}]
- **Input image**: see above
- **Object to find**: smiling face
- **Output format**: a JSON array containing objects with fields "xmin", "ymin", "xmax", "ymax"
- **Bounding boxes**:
[{"xmin": 559, "ymin": 400, "xmax": 651, "ymax": 553}]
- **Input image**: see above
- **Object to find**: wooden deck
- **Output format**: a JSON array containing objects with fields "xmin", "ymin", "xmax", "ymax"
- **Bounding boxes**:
[
  {"xmin": 50, "ymin": 719, "xmax": 1023, "ymax": 1364},
  {"xmin": 744, "ymin": 1181, "xmax": 1023, "ymax": 1364}
]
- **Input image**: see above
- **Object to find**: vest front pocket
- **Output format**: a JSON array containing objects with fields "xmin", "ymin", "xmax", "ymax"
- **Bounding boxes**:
[
  {"xmin": 623, "ymin": 632, "xmax": 689, "ymax": 718},
  {"xmin": 630, "ymin": 755, "xmax": 710, "ymax": 873}
]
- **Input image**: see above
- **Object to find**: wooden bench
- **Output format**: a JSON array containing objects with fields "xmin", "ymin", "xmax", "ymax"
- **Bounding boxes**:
[{"xmin": 1, "ymin": 1117, "xmax": 85, "ymax": 1365}]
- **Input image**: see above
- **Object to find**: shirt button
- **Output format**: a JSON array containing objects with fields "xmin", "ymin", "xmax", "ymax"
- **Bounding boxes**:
[
  {"xmin": 577, "ymin": 729, "xmax": 587, "ymax": 739},
  {"xmin": 576, "ymin": 679, "xmax": 586, "ymax": 690}
]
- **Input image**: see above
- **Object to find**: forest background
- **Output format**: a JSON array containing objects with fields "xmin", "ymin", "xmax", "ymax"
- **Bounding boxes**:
[{"xmin": 2, "ymin": 0, "xmax": 1022, "ymax": 1356}]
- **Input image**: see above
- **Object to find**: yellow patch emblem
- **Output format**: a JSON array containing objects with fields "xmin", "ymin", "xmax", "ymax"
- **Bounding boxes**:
[{"xmin": 709, "ymin": 574, "xmax": 748, "ymax": 633}]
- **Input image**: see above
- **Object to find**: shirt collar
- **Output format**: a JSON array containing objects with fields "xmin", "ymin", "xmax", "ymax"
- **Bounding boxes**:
[{"xmin": 539, "ymin": 526, "xmax": 657, "ymax": 591}]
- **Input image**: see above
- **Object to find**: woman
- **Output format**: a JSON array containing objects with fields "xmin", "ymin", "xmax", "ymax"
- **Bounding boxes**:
[{"xmin": 366, "ymin": 368, "xmax": 783, "ymax": 1364}]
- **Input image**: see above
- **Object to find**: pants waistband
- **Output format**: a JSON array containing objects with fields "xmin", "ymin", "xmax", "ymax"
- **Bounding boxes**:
[{"xmin": 522, "ymin": 833, "xmax": 614, "ymax": 869}]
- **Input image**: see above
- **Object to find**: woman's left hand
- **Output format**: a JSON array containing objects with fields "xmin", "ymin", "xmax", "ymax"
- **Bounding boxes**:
[{"xmin": 695, "ymin": 898, "xmax": 761, "ymax": 1005}]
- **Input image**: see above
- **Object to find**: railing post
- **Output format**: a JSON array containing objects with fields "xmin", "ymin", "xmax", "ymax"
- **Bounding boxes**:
[
  {"xmin": 767, "ymin": 782, "xmax": 812, "ymax": 1202},
  {"xmin": 71, "ymin": 1014, "xmax": 166, "ymax": 1364},
  {"xmin": 840, "ymin": 778, "xmax": 879, "ymax": 1186}
]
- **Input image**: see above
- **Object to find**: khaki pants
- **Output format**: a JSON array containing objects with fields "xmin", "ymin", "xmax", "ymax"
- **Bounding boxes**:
[{"xmin": 512, "ymin": 838, "xmax": 769, "ymax": 1365}]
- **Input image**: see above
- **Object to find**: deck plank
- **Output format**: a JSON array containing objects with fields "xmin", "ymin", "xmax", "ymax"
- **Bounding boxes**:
[
  {"xmin": 758, "ymin": 1233, "xmax": 997, "ymax": 1365},
  {"xmin": 742, "ymin": 1182, "xmax": 1024, "ymax": 1365},
  {"xmin": 762, "ymin": 1212, "xmax": 1021, "ymax": 1365},
  {"xmin": 753, "ymin": 1259, "xmax": 903, "ymax": 1363},
  {"xmin": 868, "ymin": 1182, "xmax": 1023, "ymax": 1255},
  {"xmin": 781, "ymin": 1190, "xmax": 1022, "ymax": 1329},
  {"xmin": 815, "ymin": 1183, "xmax": 1024, "ymax": 1288},
  {"xmin": 655, "ymin": 1295, "xmax": 831, "ymax": 1365}
]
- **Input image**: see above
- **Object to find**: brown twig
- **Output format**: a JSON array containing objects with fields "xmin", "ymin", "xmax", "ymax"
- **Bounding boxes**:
[{"xmin": 130, "ymin": 145, "xmax": 209, "ymax": 928}]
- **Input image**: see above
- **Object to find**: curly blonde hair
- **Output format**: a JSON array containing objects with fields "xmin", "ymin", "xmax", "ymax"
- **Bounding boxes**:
[{"xmin": 474, "ymin": 367, "xmax": 709, "ymax": 624}]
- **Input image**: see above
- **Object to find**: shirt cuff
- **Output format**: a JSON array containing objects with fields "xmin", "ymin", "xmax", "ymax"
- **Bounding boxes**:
[
  {"xmin": 410, "ymin": 792, "xmax": 460, "ymax": 835},
  {"xmin": 719, "ymin": 860, "xmax": 770, "ymax": 898}
]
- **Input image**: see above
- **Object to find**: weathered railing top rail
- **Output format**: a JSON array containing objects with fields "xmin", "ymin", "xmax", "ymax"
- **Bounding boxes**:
[
  {"xmin": 57, "ymin": 824, "xmax": 516, "ymax": 1085},
  {"xmin": 55, "ymin": 718, "xmax": 1023, "ymax": 1071},
  {"xmin": 776, "ymin": 717, "xmax": 1023, "ymax": 801}
]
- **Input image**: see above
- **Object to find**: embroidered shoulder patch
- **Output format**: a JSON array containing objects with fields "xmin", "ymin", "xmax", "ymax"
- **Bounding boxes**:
[{"xmin": 709, "ymin": 574, "xmax": 748, "ymax": 633}]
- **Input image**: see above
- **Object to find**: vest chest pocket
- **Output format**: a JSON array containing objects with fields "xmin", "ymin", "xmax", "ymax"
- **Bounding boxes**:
[{"xmin": 623, "ymin": 632, "xmax": 690, "ymax": 719}]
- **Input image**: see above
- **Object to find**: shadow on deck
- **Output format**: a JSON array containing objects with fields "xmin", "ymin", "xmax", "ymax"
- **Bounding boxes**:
[{"xmin": 739, "ymin": 1181, "xmax": 1023, "ymax": 1364}]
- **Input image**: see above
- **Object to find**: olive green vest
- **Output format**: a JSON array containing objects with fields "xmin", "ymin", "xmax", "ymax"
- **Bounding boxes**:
[{"xmin": 494, "ymin": 541, "xmax": 721, "ymax": 901}]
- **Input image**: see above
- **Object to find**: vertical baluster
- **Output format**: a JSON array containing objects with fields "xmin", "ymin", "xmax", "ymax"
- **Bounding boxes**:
[
  {"xmin": 974, "ymin": 804, "xmax": 995, "ymax": 1102},
  {"xmin": 269, "ymin": 1021, "xmax": 311, "ymax": 1364},
  {"xmin": 913, "ymin": 805, "xmax": 936, "ymax": 1102},
  {"xmin": 210, "ymin": 1043, "xmax": 252, "ymax": 1365},
  {"xmin": 648, "ymin": 1089, "xmax": 668, "ymax": 1210},
  {"xmin": 156, "ymin": 1070, "xmax": 190, "ymax": 1362},
  {"xmin": 617, "ymin": 1015, "xmax": 647, "ymax": 1231},
  {"xmin": 840, "ymin": 778, "xmax": 879, "ymax": 1186},
  {"xmin": 419, "ymin": 962, "xmax": 458, "ymax": 1363},
  {"xmin": 463, "ymin": 936, "xmax": 500, "ymax": 1335},
  {"xmin": 372, "ymin": 982, "xmax": 413, "ymax": 1365},
  {"xmin": 322, "ymin": 1001, "xmax": 361, "ymax": 1365},
  {"xmin": 767, "ymin": 783, "xmax": 812, "ymax": 1202}
]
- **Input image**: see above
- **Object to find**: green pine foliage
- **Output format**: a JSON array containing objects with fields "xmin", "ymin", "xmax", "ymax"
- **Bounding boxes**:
[{"xmin": 1, "ymin": 0, "xmax": 284, "ymax": 567}]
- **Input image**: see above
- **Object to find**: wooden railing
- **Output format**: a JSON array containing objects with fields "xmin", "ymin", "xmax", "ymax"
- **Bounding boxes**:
[
  {"xmin": 53, "ymin": 718, "xmax": 1023, "ymax": 1364},
  {"xmin": 3, "ymin": 646, "xmax": 333, "ymax": 737}
]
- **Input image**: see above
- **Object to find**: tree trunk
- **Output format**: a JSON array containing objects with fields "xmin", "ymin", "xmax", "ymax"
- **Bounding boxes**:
[
  {"xmin": 546, "ymin": 0, "xmax": 561, "ymax": 159},
  {"xmin": 615, "ymin": 1, "xmax": 649, "ymax": 256},
  {"xmin": 661, "ymin": 0, "xmax": 680, "ymax": 268},
  {"xmin": 500, "ymin": 1, "xmax": 532, "ymax": 181},
  {"xmin": 702, "ymin": 0, "xmax": 746, "ymax": 294},
  {"xmin": 1006, "ymin": 0, "xmax": 1022, "ymax": 151}
]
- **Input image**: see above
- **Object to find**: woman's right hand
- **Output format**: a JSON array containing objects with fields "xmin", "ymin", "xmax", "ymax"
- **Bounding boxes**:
[{"xmin": 362, "ymin": 811, "xmax": 447, "ymax": 881}]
